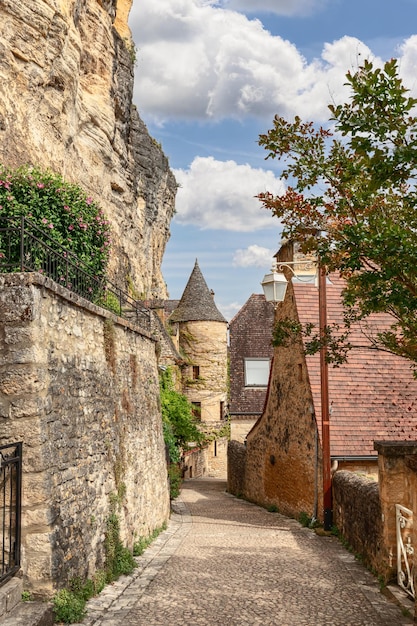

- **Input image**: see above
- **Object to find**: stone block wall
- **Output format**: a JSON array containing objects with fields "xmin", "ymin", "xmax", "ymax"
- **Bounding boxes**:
[
  {"xmin": 332, "ymin": 470, "xmax": 384, "ymax": 576},
  {"xmin": 375, "ymin": 441, "xmax": 417, "ymax": 587},
  {"xmin": 0, "ymin": 273, "xmax": 170, "ymax": 597},
  {"xmin": 230, "ymin": 417, "xmax": 258, "ymax": 443},
  {"xmin": 227, "ymin": 440, "xmax": 246, "ymax": 497},
  {"xmin": 181, "ymin": 446, "xmax": 209, "ymax": 479},
  {"xmin": 180, "ymin": 320, "xmax": 228, "ymax": 424}
]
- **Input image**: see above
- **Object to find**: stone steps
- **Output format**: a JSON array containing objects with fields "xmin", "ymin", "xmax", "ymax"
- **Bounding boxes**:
[
  {"xmin": 0, "ymin": 577, "xmax": 54, "ymax": 626},
  {"xmin": 1, "ymin": 601, "xmax": 54, "ymax": 626}
]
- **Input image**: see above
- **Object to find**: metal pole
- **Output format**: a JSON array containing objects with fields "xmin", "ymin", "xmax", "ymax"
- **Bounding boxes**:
[{"xmin": 319, "ymin": 264, "xmax": 332, "ymax": 530}]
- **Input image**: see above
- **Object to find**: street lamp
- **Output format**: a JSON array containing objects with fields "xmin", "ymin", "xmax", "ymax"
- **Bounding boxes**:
[
  {"xmin": 261, "ymin": 259, "xmax": 333, "ymax": 530},
  {"xmin": 260, "ymin": 262, "xmax": 289, "ymax": 303}
]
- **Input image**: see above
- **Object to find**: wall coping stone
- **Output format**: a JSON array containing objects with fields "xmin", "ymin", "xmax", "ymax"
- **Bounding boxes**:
[
  {"xmin": 0, "ymin": 272, "xmax": 155, "ymax": 341},
  {"xmin": 374, "ymin": 440, "xmax": 417, "ymax": 457}
]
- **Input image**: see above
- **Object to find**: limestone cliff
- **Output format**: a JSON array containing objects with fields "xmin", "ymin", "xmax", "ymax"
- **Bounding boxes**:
[{"xmin": 0, "ymin": 0, "xmax": 176, "ymax": 297}]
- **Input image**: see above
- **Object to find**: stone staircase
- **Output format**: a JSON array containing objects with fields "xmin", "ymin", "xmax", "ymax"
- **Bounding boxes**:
[{"xmin": 0, "ymin": 577, "xmax": 54, "ymax": 626}]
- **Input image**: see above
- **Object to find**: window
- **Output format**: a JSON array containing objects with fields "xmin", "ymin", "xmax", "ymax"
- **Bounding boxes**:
[
  {"xmin": 244, "ymin": 359, "xmax": 270, "ymax": 387},
  {"xmin": 191, "ymin": 402, "xmax": 201, "ymax": 420},
  {"xmin": 220, "ymin": 401, "xmax": 224, "ymax": 420},
  {"xmin": 192, "ymin": 365, "xmax": 200, "ymax": 379}
]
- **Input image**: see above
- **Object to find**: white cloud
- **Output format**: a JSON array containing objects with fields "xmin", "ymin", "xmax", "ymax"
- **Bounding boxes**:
[
  {"xmin": 398, "ymin": 35, "xmax": 417, "ymax": 95},
  {"xmin": 218, "ymin": 300, "xmax": 242, "ymax": 321},
  {"xmin": 173, "ymin": 156, "xmax": 285, "ymax": 231},
  {"xmin": 232, "ymin": 244, "xmax": 276, "ymax": 267},
  {"xmin": 129, "ymin": 0, "xmax": 394, "ymax": 124}
]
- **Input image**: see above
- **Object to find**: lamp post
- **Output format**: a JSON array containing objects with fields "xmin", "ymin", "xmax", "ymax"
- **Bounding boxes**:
[{"xmin": 261, "ymin": 260, "xmax": 333, "ymax": 530}]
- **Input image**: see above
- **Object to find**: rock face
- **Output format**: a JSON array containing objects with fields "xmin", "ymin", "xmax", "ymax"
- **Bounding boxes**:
[{"xmin": 0, "ymin": 0, "xmax": 176, "ymax": 297}]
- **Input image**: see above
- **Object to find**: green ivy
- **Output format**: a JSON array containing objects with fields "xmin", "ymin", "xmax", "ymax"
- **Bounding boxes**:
[
  {"xmin": 159, "ymin": 367, "xmax": 203, "ymax": 461},
  {"xmin": 0, "ymin": 164, "xmax": 111, "ymax": 278},
  {"xmin": 133, "ymin": 522, "xmax": 167, "ymax": 556},
  {"xmin": 104, "ymin": 512, "xmax": 136, "ymax": 582}
]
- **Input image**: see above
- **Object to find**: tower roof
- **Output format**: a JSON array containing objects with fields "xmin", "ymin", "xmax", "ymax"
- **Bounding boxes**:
[{"xmin": 169, "ymin": 260, "xmax": 227, "ymax": 323}]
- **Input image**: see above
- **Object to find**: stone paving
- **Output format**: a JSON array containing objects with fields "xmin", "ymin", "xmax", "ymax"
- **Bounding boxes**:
[{"xmin": 74, "ymin": 478, "xmax": 413, "ymax": 626}]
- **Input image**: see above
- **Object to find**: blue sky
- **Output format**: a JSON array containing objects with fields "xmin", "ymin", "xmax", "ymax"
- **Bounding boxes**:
[{"xmin": 129, "ymin": 0, "xmax": 417, "ymax": 319}]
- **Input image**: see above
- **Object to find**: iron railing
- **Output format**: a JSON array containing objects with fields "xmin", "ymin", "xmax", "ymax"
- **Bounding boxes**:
[
  {"xmin": 396, "ymin": 503, "xmax": 415, "ymax": 599},
  {"xmin": 0, "ymin": 217, "xmax": 151, "ymax": 331},
  {"xmin": 0, "ymin": 442, "xmax": 22, "ymax": 586}
]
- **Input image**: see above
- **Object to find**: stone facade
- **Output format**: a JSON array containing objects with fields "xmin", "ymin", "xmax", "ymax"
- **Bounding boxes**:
[
  {"xmin": 0, "ymin": 0, "xmax": 176, "ymax": 296},
  {"xmin": 0, "ymin": 273, "xmax": 170, "ymax": 597},
  {"xmin": 180, "ymin": 320, "xmax": 228, "ymax": 424}
]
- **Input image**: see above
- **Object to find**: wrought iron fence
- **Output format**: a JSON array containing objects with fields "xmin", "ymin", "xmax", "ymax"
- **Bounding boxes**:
[
  {"xmin": 0, "ymin": 442, "xmax": 22, "ymax": 587},
  {"xmin": 0, "ymin": 217, "xmax": 151, "ymax": 331},
  {"xmin": 395, "ymin": 503, "xmax": 415, "ymax": 599}
]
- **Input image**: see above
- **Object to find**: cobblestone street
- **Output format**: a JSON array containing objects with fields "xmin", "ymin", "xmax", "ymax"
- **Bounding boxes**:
[{"xmin": 76, "ymin": 478, "xmax": 413, "ymax": 626}]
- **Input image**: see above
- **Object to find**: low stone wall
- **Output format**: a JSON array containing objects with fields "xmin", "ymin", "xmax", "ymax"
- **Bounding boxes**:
[
  {"xmin": 333, "ymin": 470, "xmax": 384, "ymax": 576},
  {"xmin": 227, "ymin": 440, "xmax": 246, "ymax": 496},
  {"xmin": 0, "ymin": 273, "xmax": 170, "ymax": 597},
  {"xmin": 182, "ymin": 446, "xmax": 209, "ymax": 479}
]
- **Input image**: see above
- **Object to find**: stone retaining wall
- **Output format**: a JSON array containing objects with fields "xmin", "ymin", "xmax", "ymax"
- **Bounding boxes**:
[
  {"xmin": 333, "ymin": 470, "xmax": 384, "ymax": 576},
  {"xmin": 0, "ymin": 273, "xmax": 170, "ymax": 597}
]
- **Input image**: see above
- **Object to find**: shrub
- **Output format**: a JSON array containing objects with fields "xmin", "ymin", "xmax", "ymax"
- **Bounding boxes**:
[
  {"xmin": 168, "ymin": 464, "xmax": 182, "ymax": 500},
  {"xmin": 53, "ymin": 589, "xmax": 86, "ymax": 624},
  {"xmin": 0, "ymin": 164, "xmax": 111, "ymax": 278}
]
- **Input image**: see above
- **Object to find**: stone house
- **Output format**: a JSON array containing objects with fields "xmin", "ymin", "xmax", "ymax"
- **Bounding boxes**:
[
  {"xmin": 230, "ymin": 246, "xmax": 417, "ymax": 522},
  {"xmin": 167, "ymin": 260, "xmax": 229, "ymax": 478},
  {"xmin": 228, "ymin": 294, "xmax": 275, "ymax": 442}
]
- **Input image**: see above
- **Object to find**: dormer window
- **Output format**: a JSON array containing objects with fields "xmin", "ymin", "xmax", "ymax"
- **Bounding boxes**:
[{"xmin": 244, "ymin": 358, "xmax": 270, "ymax": 387}]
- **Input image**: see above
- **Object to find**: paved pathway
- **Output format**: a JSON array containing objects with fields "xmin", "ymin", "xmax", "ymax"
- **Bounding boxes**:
[{"xmin": 76, "ymin": 478, "xmax": 413, "ymax": 626}]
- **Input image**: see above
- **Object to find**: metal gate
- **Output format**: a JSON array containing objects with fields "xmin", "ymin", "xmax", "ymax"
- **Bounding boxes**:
[
  {"xmin": 0, "ymin": 442, "xmax": 22, "ymax": 586},
  {"xmin": 396, "ymin": 503, "xmax": 415, "ymax": 599}
]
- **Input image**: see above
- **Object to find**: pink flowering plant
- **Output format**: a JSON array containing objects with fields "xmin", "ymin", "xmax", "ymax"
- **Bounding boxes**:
[{"xmin": 0, "ymin": 164, "xmax": 111, "ymax": 278}]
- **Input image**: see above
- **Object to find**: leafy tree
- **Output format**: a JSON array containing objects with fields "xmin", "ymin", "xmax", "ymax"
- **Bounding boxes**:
[
  {"xmin": 258, "ymin": 59, "xmax": 417, "ymax": 366},
  {"xmin": 159, "ymin": 367, "xmax": 203, "ymax": 464}
]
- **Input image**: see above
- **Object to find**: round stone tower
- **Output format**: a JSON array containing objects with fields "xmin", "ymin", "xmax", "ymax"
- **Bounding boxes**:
[{"xmin": 169, "ymin": 260, "xmax": 228, "ymax": 476}]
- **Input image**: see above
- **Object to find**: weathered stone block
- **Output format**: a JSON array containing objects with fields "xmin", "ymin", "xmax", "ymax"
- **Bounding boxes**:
[{"xmin": 0, "ymin": 367, "xmax": 47, "ymax": 395}]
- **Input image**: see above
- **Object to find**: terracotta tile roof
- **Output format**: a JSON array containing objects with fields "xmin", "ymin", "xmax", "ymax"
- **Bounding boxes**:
[
  {"xmin": 169, "ymin": 260, "xmax": 227, "ymax": 323},
  {"xmin": 294, "ymin": 274, "xmax": 417, "ymax": 458}
]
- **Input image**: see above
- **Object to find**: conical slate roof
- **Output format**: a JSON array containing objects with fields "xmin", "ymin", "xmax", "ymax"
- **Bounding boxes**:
[{"xmin": 169, "ymin": 260, "xmax": 227, "ymax": 323}]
